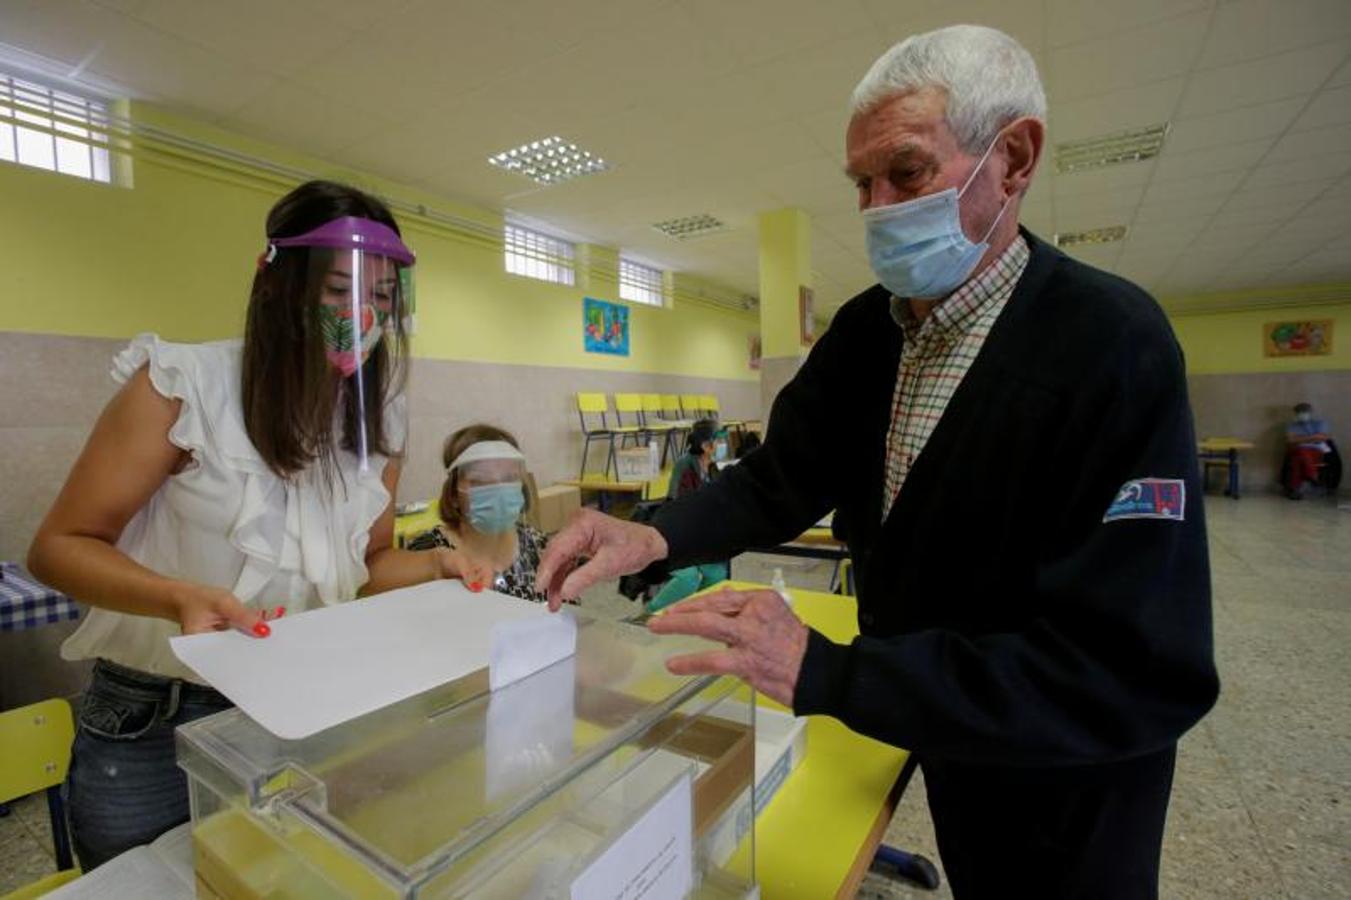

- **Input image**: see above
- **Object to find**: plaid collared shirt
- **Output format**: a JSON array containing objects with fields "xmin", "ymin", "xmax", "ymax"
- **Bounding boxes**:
[{"xmin": 880, "ymin": 236, "xmax": 1030, "ymax": 520}]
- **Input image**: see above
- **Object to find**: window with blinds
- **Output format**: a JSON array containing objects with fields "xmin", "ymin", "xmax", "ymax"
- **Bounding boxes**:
[
  {"xmin": 0, "ymin": 72, "xmax": 113, "ymax": 184},
  {"xmin": 504, "ymin": 223, "xmax": 576, "ymax": 286},
  {"xmin": 619, "ymin": 257, "xmax": 665, "ymax": 306}
]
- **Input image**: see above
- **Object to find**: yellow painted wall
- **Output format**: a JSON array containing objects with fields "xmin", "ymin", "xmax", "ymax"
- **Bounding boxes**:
[
  {"xmin": 0, "ymin": 103, "xmax": 758, "ymax": 382},
  {"xmin": 1168, "ymin": 302, "xmax": 1351, "ymax": 375}
]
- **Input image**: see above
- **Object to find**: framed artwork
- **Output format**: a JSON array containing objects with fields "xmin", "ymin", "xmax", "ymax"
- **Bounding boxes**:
[
  {"xmin": 799, "ymin": 285, "xmax": 815, "ymax": 347},
  {"xmin": 748, "ymin": 333, "xmax": 762, "ymax": 370},
  {"xmin": 584, "ymin": 297, "xmax": 629, "ymax": 356},
  {"xmin": 1264, "ymin": 320, "xmax": 1332, "ymax": 357}
]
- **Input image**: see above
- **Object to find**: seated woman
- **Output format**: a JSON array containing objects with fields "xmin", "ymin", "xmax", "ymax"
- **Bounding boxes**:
[
  {"xmin": 407, "ymin": 425, "xmax": 550, "ymax": 602},
  {"xmin": 646, "ymin": 419, "xmax": 729, "ymax": 613}
]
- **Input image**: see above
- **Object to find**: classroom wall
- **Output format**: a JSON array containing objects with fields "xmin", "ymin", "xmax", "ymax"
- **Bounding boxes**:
[
  {"xmin": 0, "ymin": 101, "xmax": 760, "ymax": 555},
  {"xmin": 0, "ymin": 104, "xmax": 760, "ymax": 705},
  {"xmin": 1169, "ymin": 302, "xmax": 1351, "ymax": 493}
]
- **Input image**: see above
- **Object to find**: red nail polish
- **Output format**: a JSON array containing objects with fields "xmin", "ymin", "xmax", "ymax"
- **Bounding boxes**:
[
  {"xmin": 273, "ymin": 605, "xmax": 286, "ymax": 619},
  {"xmin": 468, "ymin": 581, "xmax": 483, "ymax": 592},
  {"xmin": 251, "ymin": 621, "xmax": 271, "ymax": 638}
]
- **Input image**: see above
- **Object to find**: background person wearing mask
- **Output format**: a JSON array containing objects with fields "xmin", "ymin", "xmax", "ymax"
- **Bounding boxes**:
[
  {"xmin": 537, "ymin": 25, "xmax": 1218, "ymax": 899},
  {"xmin": 408, "ymin": 424, "xmax": 551, "ymax": 602},
  {"xmin": 645, "ymin": 418, "xmax": 730, "ymax": 613},
  {"xmin": 1284, "ymin": 402, "xmax": 1335, "ymax": 499}
]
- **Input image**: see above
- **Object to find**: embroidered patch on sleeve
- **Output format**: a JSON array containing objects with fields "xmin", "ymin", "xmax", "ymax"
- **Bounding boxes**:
[{"xmin": 1103, "ymin": 478, "xmax": 1186, "ymax": 523}]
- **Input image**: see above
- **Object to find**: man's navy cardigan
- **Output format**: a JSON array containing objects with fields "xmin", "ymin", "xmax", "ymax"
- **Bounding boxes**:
[{"xmin": 652, "ymin": 229, "xmax": 1219, "ymax": 768}]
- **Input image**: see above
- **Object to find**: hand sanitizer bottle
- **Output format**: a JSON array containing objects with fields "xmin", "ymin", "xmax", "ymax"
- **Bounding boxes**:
[{"xmin": 771, "ymin": 567, "xmax": 792, "ymax": 607}]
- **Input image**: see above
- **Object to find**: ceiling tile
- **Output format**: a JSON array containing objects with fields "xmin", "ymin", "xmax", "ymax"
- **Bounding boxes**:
[
  {"xmin": 1050, "ymin": 162, "xmax": 1153, "ymax": 199},
  {"xmin": 1166, "ymin": 97, "xmax": 1306, "ymax": 155},
  {"xmin": 0, "ymin": 0, "xmax": 122, "ymax": 70},
  {"xmin": 129, "ymin": 0, "xmax": 357, "ymax": 80},
  {"xmin": 1178, "ymin": 41, "xmax": 1346, "ymax": 117},
  {"xmin": 1148, "ymin": 137, "xmax": 1274, "ymax": 181},
  {"xmin": 864, "ymin": 0, "xmax": 1048, "ymax": 56},
  {"xmin": 1245, "ymin": 152, "xmax": 1351, "ymax": 189},
  {"xmin": 1289, "ymin": 83, "xmax": 1351, "ymax": 131},
  {"xmin": 1044, "ymin": 0, "xmax": 1212, "ymax": 48},
  {"xmin": 1143, "ymin": 168, "xmax": 1248, "ymax": 203},
  {"xmin": 1218, "ymin": 180, "xmax": 1336, "ymax": 215},
  {"xmin": 1046, "ymin": 78, "xmax": 1186, "ymax": 144},
  {"xmin": 1193, "ymin": 0, "xmax": 1351, "ymax": 70},
  {"xmin": 1047, "ymin": 9, "xmax": 1210, "ymax": 102},
  {"xmin": 1265, "ymin": 122, "xmax": 1351, "ymax": 163},
  {"xmin": 1134, "ymin": 196, "xmax": 1228, "ymax": 225},
  {"xmin": 686, "ymin": 0, "xmax": 875, "ymax": 69},
  {"xmin": 743, "ymin": 29, "xmax": 890, "ymax": 123}
]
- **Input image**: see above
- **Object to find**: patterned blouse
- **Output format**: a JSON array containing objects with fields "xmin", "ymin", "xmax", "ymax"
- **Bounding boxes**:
[{"xmin": 406, "ymin": 522, "xmax": 550, "ymax": 603}]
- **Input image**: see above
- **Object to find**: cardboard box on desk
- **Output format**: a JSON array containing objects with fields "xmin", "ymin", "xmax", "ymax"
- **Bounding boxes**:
[{"xmin": 534, "ymin": 484, "xmax": 581, "ymax": 533}]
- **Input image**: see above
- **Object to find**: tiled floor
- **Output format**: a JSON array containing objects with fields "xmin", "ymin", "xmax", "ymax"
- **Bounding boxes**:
[{"xmin": 2, "ymin": 493, "xmax": 1346, "ymax": 896}]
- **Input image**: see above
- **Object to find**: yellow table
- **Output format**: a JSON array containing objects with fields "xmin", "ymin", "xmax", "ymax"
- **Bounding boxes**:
[
  {"xmin": 560, "ymin": 472, "xmax": 670, "ymax": 509},
  {"xmin": 392, "ymin": 502, "xmax": 442, "ymax": 548},
  {"xmin": 721, "ymin": 581, "xmax": 912, "ymax": 898},
  {"xmin": 1199, "ymin": 437, "xmax": 1256, "ymax": 499}
]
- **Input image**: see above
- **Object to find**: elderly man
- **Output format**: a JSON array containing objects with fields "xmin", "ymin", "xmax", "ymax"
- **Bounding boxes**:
[{"xmin": 537, "ymin": 24, "xmax": 1217, "ymax": 899}]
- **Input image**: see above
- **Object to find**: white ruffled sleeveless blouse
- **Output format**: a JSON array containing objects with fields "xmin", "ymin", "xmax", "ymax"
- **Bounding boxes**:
[{"xmin": 61, "ymin": 334, "xmax": 406, "ymax": 683}]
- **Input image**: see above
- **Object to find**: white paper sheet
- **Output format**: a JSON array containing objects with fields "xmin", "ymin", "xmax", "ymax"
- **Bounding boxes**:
[
  {"xmin": 170, "ymin": 580, "xmax": 576, "ymax": 740},
  {"xmin": 569, "ymin": 771, "xmax": 694, "ymax": 900}
]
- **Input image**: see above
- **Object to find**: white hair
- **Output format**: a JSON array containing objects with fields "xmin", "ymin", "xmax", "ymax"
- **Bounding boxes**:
[{"xmin": 850, "ymin": 24, "xmax": 1047, "ymax": 155}]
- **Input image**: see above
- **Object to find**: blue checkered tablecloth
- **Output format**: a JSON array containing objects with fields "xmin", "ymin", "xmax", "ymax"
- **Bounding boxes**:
[{"xmin": 0, "ymin": 562, "xmax": 83, "ymax": 631}]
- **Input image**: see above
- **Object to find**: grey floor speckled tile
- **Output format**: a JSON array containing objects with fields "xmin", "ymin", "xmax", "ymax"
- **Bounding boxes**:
[{"xmin": 1, "ymin": 494, "xmax": 1346, "ymax": 896}]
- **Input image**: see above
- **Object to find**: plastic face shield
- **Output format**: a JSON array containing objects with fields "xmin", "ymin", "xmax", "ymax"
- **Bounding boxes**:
[
  {"xmin": 446, "ymin": 440, "xmax": 527, "ymax": 488},
  {"xmin": 268, "ymin": 216, "xmax": 416, "ymax": 472}
]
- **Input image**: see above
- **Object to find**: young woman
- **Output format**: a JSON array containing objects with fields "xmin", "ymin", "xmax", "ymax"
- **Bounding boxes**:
[
  {"xmin": 27, "ymin": 180, "xmax": 491, "ymax": 869},
  {"xmin": 407, "ymin": 424, "xmax": 552, "ymax": 603}
]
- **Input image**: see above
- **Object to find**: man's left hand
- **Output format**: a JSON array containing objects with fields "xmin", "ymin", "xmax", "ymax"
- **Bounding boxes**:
[{"xmin": 648, "ymin": 588, "xmax": 809, "ymax": 707}]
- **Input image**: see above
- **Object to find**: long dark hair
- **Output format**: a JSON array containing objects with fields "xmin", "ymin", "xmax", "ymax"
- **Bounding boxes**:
[{"xmin": 242, "ymin": 180, "xmax": 409, "ymax": 479}]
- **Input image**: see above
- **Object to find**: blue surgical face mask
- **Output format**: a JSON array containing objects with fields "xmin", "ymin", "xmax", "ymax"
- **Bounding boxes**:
[
  {"xmin": 465, "ymin": 482, "xmax": 524, "ymax": 535},
  {"xmin": 862, "ymin": 135, "xmax": 1013, "ymax": 300}
]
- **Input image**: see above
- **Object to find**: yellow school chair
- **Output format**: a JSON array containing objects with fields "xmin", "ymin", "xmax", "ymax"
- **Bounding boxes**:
[
  {"xmin": 0, "ymin": 699, "xmax": 80, "ymax": 899},
  {"xmin": 640, "ymin": 393, "xmax": 679, "ymax": 464},
  {"xmin": 611, "ymin": 393, "xmax": 649, "ymax": 446},
  {"xmin": 576, "ymin": 392, "xmax": 639, "ymax": 479},
  {"xmin": 679, "ymin": 393, "xmax": 708, "ymax": 420},
  {"xmin": 659, "ymin": 394, "xmax": 693, "ymax": 428}
]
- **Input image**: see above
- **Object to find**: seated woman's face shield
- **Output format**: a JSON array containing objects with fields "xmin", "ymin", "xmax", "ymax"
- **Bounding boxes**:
[
  {"xmin": 447, "ymin": 441, "xmax": 528, "ymax": 536},
  {"xmin": 268, "ymin": 216, "xmax": 416, "ymax": 471}
]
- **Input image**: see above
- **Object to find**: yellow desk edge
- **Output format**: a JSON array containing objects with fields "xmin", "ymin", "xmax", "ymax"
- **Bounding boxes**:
[{"xmin": 717, "ymin": 581, "xmax": 910, "ymax": 899}]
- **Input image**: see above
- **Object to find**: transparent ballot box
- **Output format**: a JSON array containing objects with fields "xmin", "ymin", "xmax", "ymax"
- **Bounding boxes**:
[{"xmin": 176, "ymin": 616, "xmax": 756, "ymax": 898}]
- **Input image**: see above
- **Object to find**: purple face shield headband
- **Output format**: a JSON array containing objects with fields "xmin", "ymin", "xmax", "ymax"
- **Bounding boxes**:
[{"xmin": 264, "ymin": 216, "xmax": 416, "ymax": 266}]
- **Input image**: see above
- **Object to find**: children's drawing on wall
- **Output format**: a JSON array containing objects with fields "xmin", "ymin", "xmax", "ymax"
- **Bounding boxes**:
[
  {"xmin": 1264, "ymin": 319, "xmax": 1332, "ymax": 357},
  {"xmin": 584, "ymin": 297, "xmax": 630, "ymax": 356}
]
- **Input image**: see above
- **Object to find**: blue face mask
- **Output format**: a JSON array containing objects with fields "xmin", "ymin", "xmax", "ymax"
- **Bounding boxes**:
[
  {"xmin": 465, "ymin": 482, "xmax": 524, "ymax": 535},
  {"xmin": 862, "ymin": 135, "xmax": 1012, "ymax": 300}
]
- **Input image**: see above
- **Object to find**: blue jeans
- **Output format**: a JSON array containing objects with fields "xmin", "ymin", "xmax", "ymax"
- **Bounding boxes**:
[{"xmin": 67, "ymin": 659, "xmax": 232, "ymax": 870}]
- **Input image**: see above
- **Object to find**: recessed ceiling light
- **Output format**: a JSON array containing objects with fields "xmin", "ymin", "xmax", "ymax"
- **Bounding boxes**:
[
  {"xmin": 652, "ymin": 214, "xmax": 728, "ymax": 240},
  {"xmin": 1054, "ymin": 124, "xmax": 1170, "ymax": 174},
  {"xmin": 1054, "ymin": 225, "xmax": 1128, "ymax": 247},
  {"xmin": 487, "ymin": 136, "xmax": 611, "ymax": 185}
]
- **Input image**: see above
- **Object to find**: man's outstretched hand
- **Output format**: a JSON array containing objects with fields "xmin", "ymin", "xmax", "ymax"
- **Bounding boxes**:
[{"xmin": 534, "ymin": 509, "xmax": 669, "ymax": 611}]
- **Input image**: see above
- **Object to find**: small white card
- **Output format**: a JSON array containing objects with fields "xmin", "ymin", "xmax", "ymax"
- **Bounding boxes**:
[{"xmin": 570, "ymin": 771, "xmax": 694, "ymax": 900}]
